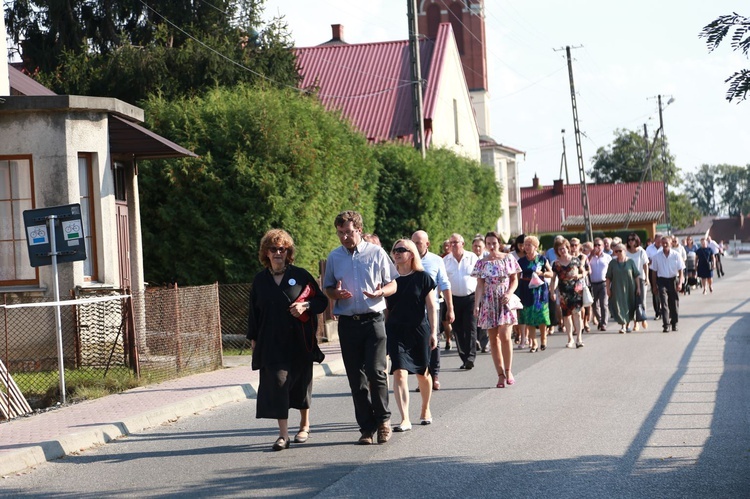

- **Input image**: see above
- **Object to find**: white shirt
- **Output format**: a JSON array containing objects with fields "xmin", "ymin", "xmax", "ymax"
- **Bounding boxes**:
[
  {"xmin": 588, "ymin": 252, "xmax": 612, "ymax": 283},
  {"xmin": 645, "ymin": 243, "xmax": 662, "ymax": 262},
  {"xmin": 672, "ymin": 244, "xmax": 686, "ymax": 263},
  {"xmin": 708, "ymin": 240, "xmax": 721, "ymax": 255},
  {"xmin": 626, "ymin": 247, "xmax": 650, "ymax": 279},
  {"xmin": 444, "ymin": 251, "xmax": 478, "ymax": 297},
  {"xmin": 650, "ymin": 249, "xmax": 685, "ymax": 278}
]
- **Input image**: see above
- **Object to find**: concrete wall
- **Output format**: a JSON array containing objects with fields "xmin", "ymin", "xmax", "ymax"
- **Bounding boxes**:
[{"xmin": 0, "ymin": 110, "xmax": 120, "ymax": 296}]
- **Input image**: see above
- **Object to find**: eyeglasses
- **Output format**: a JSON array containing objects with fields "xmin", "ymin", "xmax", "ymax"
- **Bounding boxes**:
[
  {"xmin": 594, "ymin": 243, "xmax": 602, "ymax": 246},
  {"xmin": 336, "ymin": 229, "xmax": 359, "ymax": 239},
  {"xmin": 393, "ymin": 247, "xmax": 409, "ymax": 254},
  {"xmin": 614, "ymin": 250, "xmax": 623, "ymax": 253},
  {"xmin": 269, "ymin": 246, "xmax": 287, "ymax": 254},
  {"xmin": 627, "ymin": 238, "xmax": 636, "ymax": 241}
]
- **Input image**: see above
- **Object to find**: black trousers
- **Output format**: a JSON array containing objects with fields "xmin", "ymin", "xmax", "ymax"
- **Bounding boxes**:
[
  {"xmin": 650, "ymin": 270, "xmax": 662, "ymax": 318},
  {"xmin": 453, "ymin": 294, "xmax": 477, "ymax": 364},
  {"xmin": 338, "ymin": 313, "xmax": 390, "ymax": 433},
  {"xmin": 657, "ymin": 277, "xmax": 679, "ymax": 328}
]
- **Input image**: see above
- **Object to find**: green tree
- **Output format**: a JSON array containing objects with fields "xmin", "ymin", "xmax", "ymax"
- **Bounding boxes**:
[
  {"xmin": 138, "ymin": 85, "xmax": 379, "ymax": 284},
  {"xmin": 588, "ymin": 128, "xmax": 679, "ymax": 186},
  {"xmin": 716, "ymin": 164, "xmax": 750, "ymax": 216},
  {"xmin": 668, "ymin": 192, "xmax": 702, "ymax": 231},
  {"xmin": 372, "ymin": 145, "xmax": 501, "ymax": 250},
  {"xmin": 8, "ymin": 0, "xmax": 299, "ymax": 104},
  {"xmin": 699, "ymin": 13, "xmax": 750, "ymax": 102},
  {"xmin": 682, "ymin": 164, "xmax": 719, "ymax": 215}
]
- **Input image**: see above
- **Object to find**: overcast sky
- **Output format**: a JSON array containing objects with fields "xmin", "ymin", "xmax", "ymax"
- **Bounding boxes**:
[{"xmin": 262, "ymin": 0, "xmax": 748, "ymax": 189}]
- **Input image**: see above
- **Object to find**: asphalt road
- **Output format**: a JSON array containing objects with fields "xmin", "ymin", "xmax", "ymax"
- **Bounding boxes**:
[{"xmin": 4, "ymin": 257, "xmax": 750, "ymax": 498}]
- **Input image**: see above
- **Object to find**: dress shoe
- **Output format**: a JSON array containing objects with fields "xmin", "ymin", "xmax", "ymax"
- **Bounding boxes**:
[
  {"xmin": 393, "ymin": 422, "xmax": 412, "ymax": 432},
  {"xmin": 662, "ymin": 326, "xmax": 669, "ymax": 333},
  {"xmin": 272, "ymin": 436, "xmax": 290, "ymax": 451},
  {"xmin": 420, "ymin": 418, "xmax": 433, "ymax": 425},
  {"xmin": 294, "ymin": 429, "xmax": 310, "ymax": 443},
  {"xmin": 358, "ymin": 431, "xmax": 373, "ymax": 445},
  {"xmin": 464, "ymin": 360, "xmax": 474, "ymax": 370},
  {"xmin": 481, "ymin": 346, "xmax": 487, "ymax": 353},
  {"xmin": 377, "ymin": 421, "xmax": 392, "ymax": 444},
  {"xmin": 672, "ymin": 324, "xmax": 678, "ymax": 332},
  {"xmin": 459, "ymin": 363, "xmax": 466, "ymax": 370},
  {"xmin": 432, "ymin": 376, "xmax": 440, "ymax": 390},
  {"xmin": 444, "ymin": 343, "xmax": 452, "ymax": 351}
]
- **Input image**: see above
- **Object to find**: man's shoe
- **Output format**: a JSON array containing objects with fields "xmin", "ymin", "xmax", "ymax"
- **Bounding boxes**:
[
  {"xmin": 459, "ymin": 363, "xmax": 466, "ymax": 370},
  {"xmin": 358, "ymin": 431, "xmax": 373, "ymax": 445},
  {"xmin": 481, "ymin": 346, "xmax": 487, "ymax": 353},
  {"xmin": 377, "ymin": 421, "xmax": 391, "ymax": 444},
  {"xmin": 464, "ymin": 360, "xmax": 474, "ymax": 370},
  {"xmin": 672, "ymin": 324, "xmax": 678, "ymax": 332},
  {"xmin": 662, "ymin": 326, "xmax": 669, "ymax": 333},
  {"xmin": 432, "ymin": 375, "xmax": 440, "ymax": 391},
  {"xmin": 444, "ymin": 343, "xmax": 451, "ymax": 351}
]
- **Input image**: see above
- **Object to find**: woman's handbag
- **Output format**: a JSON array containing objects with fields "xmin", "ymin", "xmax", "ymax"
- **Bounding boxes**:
[
  {"xmin": 528, "ymin": 272, "xmax": 544, "ymax": 289},
  {"xmin": 635, "ymin": 293, "xmax": 647, "ymax": 322},
  {"xmin": 507, "ymin": 294, "xmax": 523, "ymax": 310},
  {"xmin": 581, "ymin": 282, "xmax": 594, "ymax": 307}
]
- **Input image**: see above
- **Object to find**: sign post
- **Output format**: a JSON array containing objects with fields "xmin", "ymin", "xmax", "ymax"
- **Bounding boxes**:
[{"xmin": 23, "ymin": 204, "xmax": 87, "ymax": 404}]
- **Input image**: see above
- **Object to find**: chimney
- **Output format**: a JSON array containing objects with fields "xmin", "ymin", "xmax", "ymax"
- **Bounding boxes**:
[
  {"xmin": 331, "ymin": 24, "xmax": 344, "ymax": 43},
  {"xmin": 553, "ymin": 178, "xmax": 564, "ymax": 195},
  {"xmin": 532, "ymin": 174, "xmax": 540, "ymax": 189},
  {"xmin": 0, "ymin": 6, "xmax": 10, "ymax": 96}
]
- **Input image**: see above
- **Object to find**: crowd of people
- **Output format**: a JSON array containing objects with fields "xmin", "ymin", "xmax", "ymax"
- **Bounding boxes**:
[{"xmin": 246, "ymin": 212, "xmax": 727, "ymax": 450}]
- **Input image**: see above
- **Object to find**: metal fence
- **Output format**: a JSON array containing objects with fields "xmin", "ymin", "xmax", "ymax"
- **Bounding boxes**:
[
  {"xmin": 218, "ymin": 283, "xmax": 251, "ymax": 352},
  {"xmin": 1, "ymin": 283, "xmax": 222, "ymax": 413}
]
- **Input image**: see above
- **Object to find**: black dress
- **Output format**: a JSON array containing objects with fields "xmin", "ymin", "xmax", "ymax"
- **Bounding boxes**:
[
  {"xmin": 247, "ymin": 265, "xmax": 328, "ymax": 419},
  {"xmin": 385, "ymin": 271, "xmax": 436, "ymax": 375}
]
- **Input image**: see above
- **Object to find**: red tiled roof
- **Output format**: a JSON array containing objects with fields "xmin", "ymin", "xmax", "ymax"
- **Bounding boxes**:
[
  {"xmin": 520, "ymin": 181, "xmax": 666, "ymax": 234},
  {"xmin": 709, "ymin": 216, "xmax": 750, "ymax": 242},
  {"xmin": 294, "ymin": 23, "xmax": 456, "ymax": 145}
]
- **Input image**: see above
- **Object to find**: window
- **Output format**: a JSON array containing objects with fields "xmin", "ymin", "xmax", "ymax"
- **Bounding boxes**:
[
  {"xmin": 0, "ymin": 157, "xmax": 36, "ymax": 285},
  {"xmin": 78, "ymin": 154, "xmax": 98, "ymax": 281}
]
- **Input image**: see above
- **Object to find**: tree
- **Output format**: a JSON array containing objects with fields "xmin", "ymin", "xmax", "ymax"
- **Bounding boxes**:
[
  {"xmin": 138, "ymin": 85, "xmax": 380, "ymax": 284},
  {"xmin": 699, "ymin": 12, "xmax": 750, "ymax": 103},
  {"xmin": 715, "ymin": 164, "xmax": 750, "ymax": 216},
  {"xmin": 668, "ymin": 192, "xmax": 702, "ymax": 231},
  {"xmin": 588, "ymin": 128, "xmax": 679, "ymax": 186},
  {"xmin": 7, "ymin": 0, "xmax": 299, "ymax": 104},
  {"xmin": 682, "ymin": 164, "xmax": 719, "ymax": 215}
]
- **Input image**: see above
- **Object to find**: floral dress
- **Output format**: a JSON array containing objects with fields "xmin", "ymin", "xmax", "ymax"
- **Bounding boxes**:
[
  {"xmin": 552, "ymin": 257, "xmax": 584, "ymax": 316},
  {"xmin": 472, "ymin": 257, "xmax": 522, "ymax": 328}
]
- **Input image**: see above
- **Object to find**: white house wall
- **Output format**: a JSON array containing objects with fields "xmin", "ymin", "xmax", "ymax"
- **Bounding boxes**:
[{"xmin": 429, "ymin": 38, "xmax": 480, "ymax": 161}]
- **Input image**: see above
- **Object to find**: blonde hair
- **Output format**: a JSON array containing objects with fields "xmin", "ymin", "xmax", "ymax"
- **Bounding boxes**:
[
  {"xmin": 391, "ymin": 239, "xmax": 425, "ymax": 272},
  {"xmin": 523, "ymin": 235, "xmax": 540, "ymax": 248}
]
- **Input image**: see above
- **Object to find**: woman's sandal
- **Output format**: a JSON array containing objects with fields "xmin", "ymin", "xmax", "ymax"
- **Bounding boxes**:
[
  {"xmin": 496, "ymin": 374, "xmax": 506, "ymax": 388},
  {"xmin": 294, "ymin": 429, "xmax": 310, "ymax": 443},
  {"xmin": 272, "ymin": 436, "xmax": 290, "ymax": 451}
]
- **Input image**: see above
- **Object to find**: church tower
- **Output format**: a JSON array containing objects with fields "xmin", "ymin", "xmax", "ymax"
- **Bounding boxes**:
[{"xmin": 418, "ymin": 0, "xmax": 489, "ymax": 136}]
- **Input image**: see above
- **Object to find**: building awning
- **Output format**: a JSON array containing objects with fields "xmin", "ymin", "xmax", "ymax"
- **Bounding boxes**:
[
  {"xmin": 561, "ymin": 211, "xmax": 664, "ymax": 228},
  {"xmin": 108, "ymin": 115, "xmax": 197, "ymax": 159}
]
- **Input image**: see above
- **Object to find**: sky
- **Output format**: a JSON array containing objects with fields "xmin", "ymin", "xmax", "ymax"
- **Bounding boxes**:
[{"xmin": 261, "ymin": 0, "xmax": 748, "ymax": 190}]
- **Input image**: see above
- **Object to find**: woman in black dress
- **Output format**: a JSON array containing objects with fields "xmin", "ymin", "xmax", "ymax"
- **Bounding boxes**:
[
  {"xmin": 386, "ymin": 239, "xmax": 438, "ymax": 431},
  {"xmin": 247, "ymin": 229, "xmax": 328, "ymax": 451},
  {"xmin": 695, "ymin": 237, "xmax": 715, "ymax": 294}
]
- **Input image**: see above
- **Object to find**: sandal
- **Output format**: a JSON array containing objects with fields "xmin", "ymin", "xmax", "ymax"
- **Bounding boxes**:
[
  {"xmin": 294, "ymin": 429, "xmax": 310, "ymax": 443},
  {"xmin": 272, "ymin": 436, "xmax": 290, "ymax": 451},
  {"xmin": 496, "ymin": 374, "xmax": 506, "ymax": 388}
]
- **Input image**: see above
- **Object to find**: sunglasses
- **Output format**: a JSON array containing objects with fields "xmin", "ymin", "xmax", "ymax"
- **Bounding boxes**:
[
  {"xmin": 269, "ymin": 246, "xmax": 287, "ymax": 253},
  {"xmin": 393, "ymin": 247, "xmax": 410, "ymax": 254},
  {"xmin": 614, "ymin": 250, "xmax": 623, "ymax": 253}
]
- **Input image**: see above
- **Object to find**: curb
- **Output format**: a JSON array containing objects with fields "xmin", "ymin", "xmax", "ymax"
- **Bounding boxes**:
[{"xmin": 0, "ymin": 357, "xmax": 345, "ymax": 477}]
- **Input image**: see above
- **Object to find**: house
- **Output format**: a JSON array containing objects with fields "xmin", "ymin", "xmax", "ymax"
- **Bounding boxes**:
[
  {"xmin": 1, "ymin": 52, "xmax": 196, "ymax": 299},
  {"xmin": 294, "ymin": 0, "xmax": 523, "ymax": 241},
  {"xmin": 520, "ymin": 177, "xmax": 666, "ymax": 238},
  {"xmin": 675, "ymin": 214, "xmax": 750, "ymax": 254}
]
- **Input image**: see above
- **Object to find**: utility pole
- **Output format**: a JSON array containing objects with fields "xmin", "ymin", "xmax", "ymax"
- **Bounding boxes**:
[
  {"xmin": 643, "ymin": 123, "xmax": 652, "ymax": 181},
  {"xmin": 658, "ymin": 94, "xmax": 671, "ymax": 234},
  {"xmin": 559, "ymin": 129, "xmax": 570, "ymax": 184},
  {"xmin": 558, "ymin": 45, "xmax": 592, "ymax": 242},
  {"xmin": 407, "ymin": 0, "xmax": 426, "ymax": 159}
]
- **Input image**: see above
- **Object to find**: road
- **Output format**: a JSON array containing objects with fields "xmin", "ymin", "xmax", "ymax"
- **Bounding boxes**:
[{"xmin": 4, "ymin": 257, "xmax": 750, "ymax": 498}]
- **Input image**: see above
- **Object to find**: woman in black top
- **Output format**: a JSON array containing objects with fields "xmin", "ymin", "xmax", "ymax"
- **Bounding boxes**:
[
  {"xmin": 386, "ymin": 239, "xmax": 438, "ymax": 431},
  {"xmin": 247, "ymin": 229, "xmax": 328, "ymax": 451}
]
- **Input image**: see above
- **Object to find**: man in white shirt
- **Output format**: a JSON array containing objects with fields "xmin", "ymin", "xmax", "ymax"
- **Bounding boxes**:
[
  {"xmin": 444, "ymin": 233, "xmax": 479, "ymax": 370},
  {"xmin": 645, "ymin": 233, "xmax": 663, "ymax": 320},
  {"xmin": 707, "ymin": 236, "xmax": 724, "ymax": 278},
  {"xmin": 650, "ymin": 236, "xmax": 685, "ymax": 333},
  {"xmin": 588, "ymin": 238, "xmax": 612, "ymax": 331}
]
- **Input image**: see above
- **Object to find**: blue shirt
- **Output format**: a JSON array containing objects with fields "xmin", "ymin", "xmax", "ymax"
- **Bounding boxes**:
[
  {"xmin": 323, "ymin": 240, "xmax": 397, "ymax": 316},
  {"xmin": 420, "ymin": 251, "xmax": 451, "ymax": 308},
  {"xmin": 545, "ymin": 247, "xmax": 557, "ymax": 263}
]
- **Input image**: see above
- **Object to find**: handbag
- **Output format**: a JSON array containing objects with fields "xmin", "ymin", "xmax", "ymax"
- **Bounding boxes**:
[
  {"xmin": 581, "ymin": 283, "xmax": 594, "ymax": 307},
  {"xmin": 293, "ymin": 284, "xmax": 315, "ymax": 323},
  {"xmin": 528, "ymin": 272, "xmax": 544, "ymax": 289},
  {"xmin": 507, "ymin": 294, "xmax": 523, "ymax": 310}
]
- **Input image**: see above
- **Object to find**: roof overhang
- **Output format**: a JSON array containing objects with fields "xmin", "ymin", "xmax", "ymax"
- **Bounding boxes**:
[
  {"xmin": 109, "ymin": 115, "xmax": 197, "ymax": 160},
  {"xmin": 561, "ymin": 211, "xmax": 664, "ymax": 228}
]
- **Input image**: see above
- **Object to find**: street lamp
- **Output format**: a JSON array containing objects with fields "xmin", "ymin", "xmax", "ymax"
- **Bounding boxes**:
[{"xmin": 658, "ymin": 94, "xmax": 675, "ymax": 235}]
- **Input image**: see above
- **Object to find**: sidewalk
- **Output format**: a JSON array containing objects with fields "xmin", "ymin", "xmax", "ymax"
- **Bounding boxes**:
[{"xmin": 0, "ymin": 343, "xmax": 344, "ymax": 476}]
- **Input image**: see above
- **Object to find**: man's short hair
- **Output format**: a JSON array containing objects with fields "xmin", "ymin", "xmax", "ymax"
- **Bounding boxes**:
[{"xmin": 334, "ymin": 210, "xmax": 363, "ymax": 231}]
